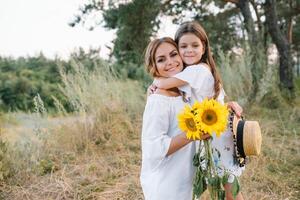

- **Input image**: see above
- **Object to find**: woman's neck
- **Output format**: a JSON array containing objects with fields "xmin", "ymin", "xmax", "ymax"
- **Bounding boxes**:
[{"xmin": 155, "ymin": 87, "xmax": 181, "ymax": 97}]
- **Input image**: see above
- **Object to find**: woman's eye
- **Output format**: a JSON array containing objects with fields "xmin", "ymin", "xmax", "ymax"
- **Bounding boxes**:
[
  {"xmin": 157, "ymin": 59, "xmax": 164, "ymax": 63},
  {"xmin": 171, "ymin": 52, "xmax": 178, "ymax": 57}
]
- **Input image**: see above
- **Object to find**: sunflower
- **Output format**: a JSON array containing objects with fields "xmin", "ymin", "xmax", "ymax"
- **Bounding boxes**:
[
  {"xmin": 177, "ymin": 105, "xmax": 200, "ymax": 140},
  {"xmin": 195, "ymin": 98, "xmax": 229, "ymax": 137}
]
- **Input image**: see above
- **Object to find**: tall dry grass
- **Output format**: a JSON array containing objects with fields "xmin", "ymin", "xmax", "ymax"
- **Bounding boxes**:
[
  {"xmin": 239, "ymin": 105, "xmax": 300, "ymax": 200},
  {"xmin": 0, "ymin": 60, "xmax": 145, "ymax": 199},
  {"xmin": 0, "ymin": 55, "xmax": 299, "ymax": 199},
  {"xmin": 217, "ymin": 45, "xmax": 285, "ymax": 107},
  {"xmin": 217, "ymin": 48, "xmax": 300, "ymax": 199},
  {"xmin": 218, "ymin": 49, "xmax": 254, "ymax": 105}
]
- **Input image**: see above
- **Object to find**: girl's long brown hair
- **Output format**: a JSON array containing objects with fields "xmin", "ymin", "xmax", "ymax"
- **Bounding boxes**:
[
  {"xmin": 175, "ymin": 21, "xmax": 222, "ymax": 99},
  {"xmin": 144, "ymin": 37, "xmax": 178, "ymax": 77}
]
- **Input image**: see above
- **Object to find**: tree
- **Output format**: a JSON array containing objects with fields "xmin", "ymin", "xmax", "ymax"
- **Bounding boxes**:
[
  {"xmin": 161, "ymin": 0, "xmax": 243, "ymax": 53},
  {"xmin": 265, "ymin": 0, "xmax": 296, "ymax": 97},
  {"xmin": 71, "ymin": 0, "xmax": 299, "ymax": 97},
  {"xmin": 293, "ymin": 15, "xmax": 300, "ymax": 76},
  {"xmin": 163, "ymin": 0, "xmax": 298, "ymax": 98},
  {"xmin": 0, "ymin": 55, "xmax": 70, "ymax": 112},
  {"xmin": 223, "ymin": 0, "xmax": 263, "ymax": 98},
  {"xmin": 70, "ymin": 0, "xmax": 161, "ymax": 67}
]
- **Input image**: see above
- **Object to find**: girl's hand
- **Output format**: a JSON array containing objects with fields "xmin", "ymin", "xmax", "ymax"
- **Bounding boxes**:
[
  {"xmin": 147, "ymin": 84, "xmax": 157, "ymax": 96},
  {"xmin": 227, "ymin": 101, "xmax": 243, "ymax": 117}
]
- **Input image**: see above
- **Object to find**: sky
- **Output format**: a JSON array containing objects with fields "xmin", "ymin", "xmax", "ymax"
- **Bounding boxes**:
[{"xmin": 0, "ymin": 0, "xmax": 178, "ymax": 60}]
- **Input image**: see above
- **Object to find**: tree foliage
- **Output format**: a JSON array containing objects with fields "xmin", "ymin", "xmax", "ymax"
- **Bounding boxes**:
[
  {"xmin": 71, "ymin": 0, "xmax": 161, "ymax": 67},
  {"xmin": 73, "ymin": 0, "xmax": 300, "ymax": 98},
  {"xmin": 103, "ymin": 0, "xmax": 161, "ymax": 65},
  {"xmin": 0, "ymin": 54, "xmax": 63, "ymax": 112},
  {"xmin": 0, "ymin": 49, "xmax": 105, "ymax": 112}
]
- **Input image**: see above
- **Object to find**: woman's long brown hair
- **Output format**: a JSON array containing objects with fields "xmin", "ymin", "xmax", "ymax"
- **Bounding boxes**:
[{"xmin": 175, "ymin": 21, "xmax": 222, "ymax": 99}]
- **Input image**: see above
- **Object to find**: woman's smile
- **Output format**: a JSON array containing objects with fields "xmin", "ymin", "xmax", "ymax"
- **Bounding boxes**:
[
  {"xmin": 155, "ymin": 42, "xmax": 183, "ymax": 77},
  {"xmin": 166, "ymin": 65, "xmax": 179, "ymax": 72}
]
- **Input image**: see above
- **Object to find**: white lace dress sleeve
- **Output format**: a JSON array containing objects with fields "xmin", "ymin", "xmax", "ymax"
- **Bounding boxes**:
[{"xmin": 141, "ymin": 96, "xmax": 172, "ymax": 167}]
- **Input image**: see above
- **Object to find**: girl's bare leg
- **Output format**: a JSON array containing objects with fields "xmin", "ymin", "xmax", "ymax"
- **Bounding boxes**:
[{"xmin": 224, "ymin": 183, "xmax": 244, "ymax": 200}]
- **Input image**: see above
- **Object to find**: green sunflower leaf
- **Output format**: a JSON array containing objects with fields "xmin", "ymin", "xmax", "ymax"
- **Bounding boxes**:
[
  {"xmin": 193, "ymin": 170, "xmax": 207, "ymax": 198},
  {"xmin": 231, "ymin": 176, "xmax": 240, "ymax": 198},
  {"xmin": 193, "ymin": 152, "xmax": 200, "ymax": 167},
  {"xmin": 218, "ymin": 190, "xmax": 225, "ymax": 200},
  {"xmin": 222, "ymin": 173, "xmax": 229, "ymax": 185}
]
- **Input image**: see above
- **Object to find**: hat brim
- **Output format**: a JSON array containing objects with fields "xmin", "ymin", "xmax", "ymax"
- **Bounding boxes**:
[{"xmin": 232, "ymin": 115, "xmax": 262, "ymax": 156}]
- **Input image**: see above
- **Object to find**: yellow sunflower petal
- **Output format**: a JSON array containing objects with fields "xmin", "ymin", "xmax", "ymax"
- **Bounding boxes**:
[
  {"xmin": 193, "ymin": 98, "xmax": 229, "ymax": 137},
  {"xmin": 177, "ymin": 104, "xmax": 199, "ymax": 140}
]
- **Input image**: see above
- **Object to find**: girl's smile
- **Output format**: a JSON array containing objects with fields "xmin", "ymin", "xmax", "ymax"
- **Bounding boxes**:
[{"xmin": 178, "ymin": 33, "xmax": 204, "ymax": 65}]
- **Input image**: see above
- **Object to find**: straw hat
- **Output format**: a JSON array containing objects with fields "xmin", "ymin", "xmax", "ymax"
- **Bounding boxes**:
[{"xmin": 232, "ymin": 115, "xmax": 262, "ymax": 157}]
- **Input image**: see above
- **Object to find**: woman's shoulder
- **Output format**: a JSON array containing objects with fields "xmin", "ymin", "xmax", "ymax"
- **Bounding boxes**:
[
  {"xmin": 147, "ymin": 93, "xmax": 177, "ymax": 104},
  {"xmin": 144, "ymin": 93, "xmax": 181, "ymax": 117},
  {"xmin": 149, "ymin": 91, "xmax": 182, "ymax": 100},
  {"xmin": 146, "ymin": 90, "xmax": 183, "ymax": 106}
]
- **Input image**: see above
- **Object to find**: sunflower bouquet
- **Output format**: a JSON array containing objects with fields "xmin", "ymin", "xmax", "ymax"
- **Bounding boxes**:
[{"xmin": 177, "ymin": 98, "xmax": 230, "ymax": 200}]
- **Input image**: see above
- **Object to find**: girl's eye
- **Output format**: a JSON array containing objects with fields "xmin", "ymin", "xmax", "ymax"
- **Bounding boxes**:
[
  {"xmin": 180, "ymin": 45, "xmax": 187, "ymax": 48},
  {"xmin": 193, "ymin": 44, "xmax": 199, "ymax": 47}
]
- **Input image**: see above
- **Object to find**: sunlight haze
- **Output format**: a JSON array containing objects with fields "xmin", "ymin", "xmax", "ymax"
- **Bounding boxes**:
[{"xmin": 0, "ymin": 0, "xmax": 177, "ymax": 60}]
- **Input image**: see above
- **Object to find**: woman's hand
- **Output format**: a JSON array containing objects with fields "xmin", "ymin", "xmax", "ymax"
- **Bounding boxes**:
[
  {"xmin": 152, "ymin": 77, "xmax": 164, "ymax": 88},
  {"xmin": 200, "ymin": 133, "xmax": 211, "ymax": 140},
  {"xmin": 147, "ymin": 77, "xmax": 166, "ymax": 96},
  {"xmin": 227, "ymin": 101, "xmax": 243, "ymax": 117},
  {"xmin": 147, "ymin": 84, "xmax": 157, "ymax": 97},
  {"xmin": 167, "ymin": 132, "xmax": 211, "ymax": 156}
]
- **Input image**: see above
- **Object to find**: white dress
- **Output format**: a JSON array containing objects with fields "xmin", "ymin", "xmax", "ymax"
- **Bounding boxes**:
[
  {"xmin": 140, "ymin": 94, "xmax": 196, "ymax": 200},
  {"xmin": 173, "ymin": 64, "xmax": 244, "ymax": 182}
]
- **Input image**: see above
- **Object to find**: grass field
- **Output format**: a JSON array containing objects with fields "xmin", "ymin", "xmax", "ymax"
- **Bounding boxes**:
[
  {"xmin": 0, "ymin": 96, "xmax": 299, "ymax": 200},
  {"xmin": 0, "ymin": 62, "xmax": 299, "ymax": 199}
]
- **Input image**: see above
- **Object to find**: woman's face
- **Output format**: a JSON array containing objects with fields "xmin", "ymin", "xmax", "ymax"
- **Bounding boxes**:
[{"xmin": 154, "ymin": 42, "xmax": 183, "ymax": 77}]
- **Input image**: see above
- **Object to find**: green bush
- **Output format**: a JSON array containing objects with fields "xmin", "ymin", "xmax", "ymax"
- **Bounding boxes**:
[{"xmin": 37, "ymin": 157, "xmax": 58, "ymax": 175}]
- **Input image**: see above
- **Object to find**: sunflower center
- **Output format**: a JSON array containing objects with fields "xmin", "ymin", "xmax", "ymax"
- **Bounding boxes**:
[
  {"xmin": 185, "ymin": 118, "xmax": 197, "ymax": 131},
  {"xmin": 201, "ymin": 109, "xmax": 217, "ymax": 125}
]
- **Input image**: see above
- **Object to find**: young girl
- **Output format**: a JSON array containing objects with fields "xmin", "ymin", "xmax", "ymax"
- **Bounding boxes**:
[{"xmin": 152, "ymin": 21, "xmax": 244, "ymax": 200}]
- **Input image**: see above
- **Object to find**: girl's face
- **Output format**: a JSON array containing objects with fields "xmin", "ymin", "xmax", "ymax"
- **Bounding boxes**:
[
  {"xmin": 154, "ymin": 42, "xmax": 183, "ymax": 77},
  {"xmin": 178, "ymin": 33, "xmax": 205, "ymax": 66}
]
